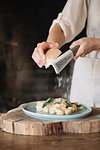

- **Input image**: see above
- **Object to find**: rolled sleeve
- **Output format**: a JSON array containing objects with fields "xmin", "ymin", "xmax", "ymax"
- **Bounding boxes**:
[{"xmin": 49, "ymin": 0, "xmax": 88, "ymax": 43}]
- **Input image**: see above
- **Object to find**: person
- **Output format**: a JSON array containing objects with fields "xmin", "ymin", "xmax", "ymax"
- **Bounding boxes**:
[{"xmin": 32, "ymin": 0, "xmax": 100, "ymax": 107}]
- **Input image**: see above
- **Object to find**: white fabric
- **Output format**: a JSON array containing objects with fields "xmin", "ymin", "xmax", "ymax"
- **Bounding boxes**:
[
  {"xmin": 86, "ymin": 0, "xmax": 100, "ymax": 60},
  {"xmin": 49, "ymin": 0, "xmax": 88, "ymax": 43},
  {"xmin": 70, "ymin": 57, "xmax": 100, "ymax": 107},
  {"xmin": 49, "ymin": 0, "xmax": 100, "ymax": 107}
]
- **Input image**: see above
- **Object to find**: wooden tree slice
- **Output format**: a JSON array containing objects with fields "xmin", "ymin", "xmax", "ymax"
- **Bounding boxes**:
[{"xmin": 0, "ymin": 104, "xmax": 100, "ymax": 135}]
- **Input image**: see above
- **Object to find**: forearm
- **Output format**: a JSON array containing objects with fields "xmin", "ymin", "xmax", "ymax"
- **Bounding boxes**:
[
  {"xmin": 47, "ymin": 24, "xmax": 66, "ymax": 48},
  {"xmin": 94, "ymin": 38, "xmax": 100, "ymax": 51}
]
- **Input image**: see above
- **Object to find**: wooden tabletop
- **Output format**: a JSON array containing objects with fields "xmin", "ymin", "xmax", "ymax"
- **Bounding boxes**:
[
  {"xmin": 0, "ymin": 129, "xmax": 100, "ymax": 150},
  {"xmin": 0, "ymin": 112, "xmax": 100, "ymax": 150}
]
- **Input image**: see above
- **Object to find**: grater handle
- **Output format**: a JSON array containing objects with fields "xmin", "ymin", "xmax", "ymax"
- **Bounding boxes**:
[{"xmin": 70, "ymin": 45, "xmax": 80, "ymax": 56}]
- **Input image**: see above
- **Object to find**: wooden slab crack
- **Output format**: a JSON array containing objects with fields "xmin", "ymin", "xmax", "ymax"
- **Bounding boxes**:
[{"xmin": 0, "ymin": 106, "xmax": 100, "ymax": 135}]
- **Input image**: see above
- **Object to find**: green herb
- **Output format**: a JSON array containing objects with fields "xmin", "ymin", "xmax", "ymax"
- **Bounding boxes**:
[
  {"xmin": 54, "ymin": 102, "xmax": 61, "ymax": 105},
  {"xmin": 60, "ymin": 98, "xmax": 72, "ymax": 107},
  {"xmin": 65, "ymin": 99, "xmax": 72, "ymax": 107},
  {"xmin": 76, "ymin": 104, "xmax": 82, "ymax": 107},
  {"xmin": 72, "ymin": 103, "xmax": 82, "ymax": 107},
  {"xmin": 42, "ymin": 98, "xmax": 55, "ymax": 108}
]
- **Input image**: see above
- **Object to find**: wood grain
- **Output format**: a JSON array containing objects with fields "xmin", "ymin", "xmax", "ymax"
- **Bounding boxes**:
[
  {"xmin": 0, "ymin": 106, "xmax": 100, "ymax": 135},
  {"xmin": 0, "ymin": 129, "xmax": 100, "ymax": 150}
]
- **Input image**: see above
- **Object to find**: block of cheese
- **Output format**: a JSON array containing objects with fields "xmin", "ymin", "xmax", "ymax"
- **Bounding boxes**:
[{"xmin": 45, "ymin": 48, "xmax": 62, "ymax": 64}]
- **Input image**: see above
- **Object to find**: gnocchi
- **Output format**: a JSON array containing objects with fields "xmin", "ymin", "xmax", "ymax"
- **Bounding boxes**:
[{"xmin": 36, "ymin": 98, "xmax": 83, "ymax": 115}]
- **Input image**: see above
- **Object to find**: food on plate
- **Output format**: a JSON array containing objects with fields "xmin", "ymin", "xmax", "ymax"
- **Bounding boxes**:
[
  {"xmin": 45, "ymin": 48, "xmax": 62, "ymax": 65},
  {"xmin": 36, "ymin": 98, "xmax": 83, "ymax": 115}
]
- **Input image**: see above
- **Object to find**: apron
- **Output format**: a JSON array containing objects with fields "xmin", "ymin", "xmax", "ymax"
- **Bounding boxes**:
[
  {"xmin": 70, "ymin": 0, "xmax": 100, "ymax": 107},
  {"xmin": 70, "ymin": 57, "xmax": 100, "ymax": 107}
]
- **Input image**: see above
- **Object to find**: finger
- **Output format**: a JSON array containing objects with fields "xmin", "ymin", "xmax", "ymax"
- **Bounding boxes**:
[
  {"xmin": 37, "ymin": 41, "xmax": 59, "ymax": 50},
  {"xmin": 73, "ymin": 53, "xmax": 80, "ymax": 60},
  {"xmin": 37, "ymin": 42, "xmax": 59, "ymax": 59},
  {"xmin": 32, "ymin": 48, "xmax": 44, "ymax": 61},
  {"xmin": 74, "ymin": 53, "xmax": 86, "ymax": 60},
  {"xmin": 35, "ymin": 47, "xmax": 45, "ymax": 60},
  {"xmin": 70, "ymin": 39, "xmax": 82, "ymax": 48},
  {"xmin": 32, "ymin": 51, "xmax": 45, "ymax": 68},
  {"xmin": 70, "ymin": 41, "xmax": 80, "ymax": 49},
  {"xmin": 80, "ymin": 54, "xmax": 86, "ymax": 58},
  {"xmin": 73, "ymin": 47, "xmax": 84, "ymax": 60},
  {"xmin": 37, "ymin": 47, "xmax": 46, "ymax": 60},
  {"xmin": 33, "ymin": 55, "xmax": 44, "ymax": 68}
]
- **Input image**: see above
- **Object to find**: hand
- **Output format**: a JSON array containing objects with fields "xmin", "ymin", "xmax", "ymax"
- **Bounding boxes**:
[
  {"xmin": 70, "ymin": 37, "xmax": 100, "ymax": 60},
  {"xmin": 32, "ymin": 41, "xmax": 59, "ymax": 68}
]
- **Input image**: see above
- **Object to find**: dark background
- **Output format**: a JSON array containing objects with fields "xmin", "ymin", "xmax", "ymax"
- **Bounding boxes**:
[{"xmin": 0, "ymin": 0, "xmax": 86, "ymax": 112}]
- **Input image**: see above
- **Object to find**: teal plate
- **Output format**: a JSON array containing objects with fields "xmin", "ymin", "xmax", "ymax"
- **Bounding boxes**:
[{"xmin": 22, "ymin": 101, "xmax": 92, "ymax": 120}]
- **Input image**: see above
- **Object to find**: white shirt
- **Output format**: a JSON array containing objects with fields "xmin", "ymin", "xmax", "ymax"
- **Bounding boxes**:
[
  {"xmin": 50, "ymin": 0, "xmax": 100, "ymax": 60},
  {"xmin": 49, "ymin": 0, "xmax": 100, "ymax": 107}
]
